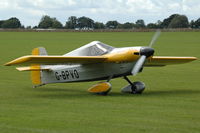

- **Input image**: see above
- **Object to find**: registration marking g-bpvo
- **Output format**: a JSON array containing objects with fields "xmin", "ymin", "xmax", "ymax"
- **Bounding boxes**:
[{"xmin": 55, "ymin": 69, "xmax": 79, "ymax": 80}]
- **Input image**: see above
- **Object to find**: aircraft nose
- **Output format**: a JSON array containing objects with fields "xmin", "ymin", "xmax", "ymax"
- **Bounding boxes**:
[{"xmin": 140, "ymin": 47, "xmax": 154, "ymax": 57}]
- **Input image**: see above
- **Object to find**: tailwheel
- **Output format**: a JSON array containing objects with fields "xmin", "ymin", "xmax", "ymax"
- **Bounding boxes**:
[{"xmin": 121, "ymin": 76, "xmax": 145, "ymax": 94}]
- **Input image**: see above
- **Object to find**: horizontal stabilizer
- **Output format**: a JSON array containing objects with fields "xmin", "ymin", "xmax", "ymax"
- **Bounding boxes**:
[
  {"xmin": 16, "ymin": 66, "xmax": 51, "ymax": 71},
  {"xmin": 5, "ymin": 55, "xmax": 107, "ymax": 66},
  {"xmin": 145, "ymin": 56, "xmax": 197, "ymax": 66}
]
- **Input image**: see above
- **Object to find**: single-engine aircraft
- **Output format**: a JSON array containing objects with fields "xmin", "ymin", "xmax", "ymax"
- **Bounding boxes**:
[{"xmin": 4, "ymin": 31, "xmax": 197, "ymax": 95}]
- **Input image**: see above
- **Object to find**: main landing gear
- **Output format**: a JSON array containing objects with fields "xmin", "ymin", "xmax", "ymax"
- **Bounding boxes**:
[
  {"xmin": 121, "ymin": 76, "xmax": 145, "ymax": 94},
  {"xmin": 87, "ymin": 82, "xmax": 112, "ymax": 95},
  {"xmin": 88, "ymin": 76, "xmax": 145, "ymax": 95}
]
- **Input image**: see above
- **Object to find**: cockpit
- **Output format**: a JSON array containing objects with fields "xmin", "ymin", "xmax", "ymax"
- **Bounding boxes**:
[
  {"xmin": 64, "ymin": 41, "xmax": 114, "ymax": 56},
  {"xmin": 86, "ymin": 41, "xmax": 114, "ymax": 56}
]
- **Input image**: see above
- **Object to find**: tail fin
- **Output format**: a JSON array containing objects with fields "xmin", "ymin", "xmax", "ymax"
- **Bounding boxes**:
[
  {"xmin": 31, "ymin": 47, "xmax": 48, "ymax": 85},
  {"xmin": 32, "ymin": 47, "xmax": 48, "ymax": 56}
]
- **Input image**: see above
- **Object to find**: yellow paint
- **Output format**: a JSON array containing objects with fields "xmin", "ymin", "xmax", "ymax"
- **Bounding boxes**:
[
  {"xmin": 104, "ymin": 49, "xmax": 139, "ymax": 63},
  {"xmin": 145, "ymin": 56, "xmax": 197, "ymax": 66},
  {"xmin": 4, "ymin": 56, "xmax": 31, "ymax": 66},
  {"xmin": 31, "ymin": 66, "xmax": 41, "ymax": 85},
  {"xmin": 4, "ymin": 55, "xmax": 107, "ymax": 66},
  {"xmin": 88, "ymin": 82, "xmax": 111, "ymax": 93},
  {"xmin": 150, "ymin": 56, "xmax": 197, "ymax": 60},
  {"xmin": 16, "ymin": 66, "xmax": 33, "ymax": 71},
  {"xmin": 16, "ymin": 66, "xmax": 50, "ymax": 71},
  {"xmin": 32, "ymin": 48, "xmax": 39, "ymax": 55},
  {"xmin": 4, "ymin": 49, "xmax": 138, "ymax": 66},
  {"xmin": 31, "ymin": 48, "xmax": 41, "ymax": 85}
]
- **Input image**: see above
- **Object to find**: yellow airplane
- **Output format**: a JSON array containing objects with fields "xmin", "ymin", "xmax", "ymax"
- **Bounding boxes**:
[{"xmin": 4, "ymin": 31, "xmax": 197, "ymax": 95}]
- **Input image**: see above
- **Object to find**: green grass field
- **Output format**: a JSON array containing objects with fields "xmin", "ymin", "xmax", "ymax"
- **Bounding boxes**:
[{"xmin": 0, "ymin": 32, "xmax": 200, "ymax": 133}]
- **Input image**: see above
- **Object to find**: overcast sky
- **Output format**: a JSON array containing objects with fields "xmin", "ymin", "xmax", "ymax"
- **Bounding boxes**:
[{"xmin": 0, "ymin": 0, "xmax": 200, "ymax": 27}]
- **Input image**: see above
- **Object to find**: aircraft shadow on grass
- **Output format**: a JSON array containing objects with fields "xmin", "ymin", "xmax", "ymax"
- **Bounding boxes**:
[
  {"xmin": 30, "ymin": 87, "xmax": 88, "ymax": 99},
  {"xmin": 30, "ymin": 87, "xmax": 200, "ymax": 99},
  {"xmin": 141, "ymin": 89, "xmax": 200, "ymax": 97}
]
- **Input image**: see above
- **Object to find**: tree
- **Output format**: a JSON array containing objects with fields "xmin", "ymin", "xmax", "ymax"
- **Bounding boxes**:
[
  {"xmin": 77, "ymin": 16, "xmax": 94, "ymax": 29},
  {"xmin": 161, "ymin": 14, "xmax": 178, "ymax": 28},
  {"xmin": 106, "ymin": 21, "xmax": 119, "ymax": 29},
  {"xmin": 1, "ymin": 17, "xmax": 21, "ymax": 28},
  {"xmin": 120, "ymin": 22, "xmax": 133, "ymax": 29},
  {"xmin": 155, "ymin": 20, "xmax": 162, "ymax": 28},
  {"xmin": 21, "ymin": 25, "xmax": 25, "ymax": 29},
  {"xmin": 190, "ymin": 20, "xmax": 196, "ymax": 28},
  {"xmin": 32, "ymin": 26, "xmax": 38, "ymax": 29},
  {"xmin": 38, "ymin": 15, "xmax": 53, "ymax": 28},
  {"xmin": 65, "ymin": 16, "xmax": 77, "ymax": 29},
  {"xmin": 26, "ymin": 26, "xmax": 32, "ymax": 29},
  {"xmin": 116, "ymin": 24, "xmax": 123, "ymax": 29},
  {"xmin": 168, "ymin": 15, "xmax": 189, "ymax": 28},
  {"xmin": 135, "ymin": 19, "xmax": 145, "ymax": 28},
  {"xmin": 146, "ymin": 20, "xmax": 162, "ymax": 29},
  {"xmin": 94, "ymin": 22, "xmax": 105, "ymax": 29},
  {"xmin": 190, "ymin": 18, "xmax": 200, "ymax": 28},
  {"xmin": 147, "ymin": 23, "xmax": 158, "ymax": 29},
  {"xmin": 38, "ymin": 15, "xmax": 63, "ymax": 29},
  {"xmin": 160, "ymin": 14, "xmax": 189, "ymax": 28},
  {"xmin": 194, "ymin": 18, "xmax": 200, "ymax": 28},
  {"xmin": 0, "ymin": 20, "xmax": 5, "ymax": 28},
  {"xmin": 52, "ymin": 18, "xmax": 63, "ymax": 29}
]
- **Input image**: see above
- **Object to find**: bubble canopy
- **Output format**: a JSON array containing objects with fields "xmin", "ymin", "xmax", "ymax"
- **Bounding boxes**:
[{"xmin": 64, "ymin": 41, "xmax": 114, "ymax": 56}]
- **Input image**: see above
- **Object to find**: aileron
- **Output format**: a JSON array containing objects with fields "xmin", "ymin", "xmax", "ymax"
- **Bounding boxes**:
[{"xmin": 145, "ymin": 56, "xmax": 197, "ymax": 66}]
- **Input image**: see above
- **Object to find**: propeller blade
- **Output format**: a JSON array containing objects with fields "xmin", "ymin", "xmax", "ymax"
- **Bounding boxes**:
[
  {"xmin": 131, "ymin": 30, "xmax": 159, "ymax": 76},
  {"xmin": 149, "ymin": 30, "xmax": 161, "ymax": 48},
  {"xmin": 131, "ymin": 55, "xmax": 146, "ymax": 76}
]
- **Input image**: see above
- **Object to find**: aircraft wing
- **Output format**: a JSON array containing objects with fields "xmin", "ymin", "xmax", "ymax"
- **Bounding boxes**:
[
  {"xmin": 145, "ymin": 56, "xmax": 197, "ymax": 66},
  {"xmin": 5, "ymin": 55, "xmax": 197, "ymax": 67},
  {"xmin": 4, "ymin": 55, "xmax": 107, "ymax": 66}
]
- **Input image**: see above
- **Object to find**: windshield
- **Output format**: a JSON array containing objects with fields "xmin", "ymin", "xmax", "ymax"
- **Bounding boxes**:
[{"xmin": 87, "ymin": 42, "xmax": 114, "ymax": 56}]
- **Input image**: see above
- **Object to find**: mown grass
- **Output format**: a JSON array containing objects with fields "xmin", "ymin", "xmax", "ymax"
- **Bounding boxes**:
[{"xmin": 0, "ymin": 32, "xmax": 200, "ymax": 133}]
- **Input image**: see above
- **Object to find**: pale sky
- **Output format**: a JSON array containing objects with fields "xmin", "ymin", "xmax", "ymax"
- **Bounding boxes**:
[{"xmin": 0, "ymin": 0, "xmax": 200, "ymax": 27}]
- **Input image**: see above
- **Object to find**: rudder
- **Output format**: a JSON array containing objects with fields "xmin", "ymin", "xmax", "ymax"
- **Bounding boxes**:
[{"xmin": 31, "ymin": 47, "xmax": 48, "ymax": 85}]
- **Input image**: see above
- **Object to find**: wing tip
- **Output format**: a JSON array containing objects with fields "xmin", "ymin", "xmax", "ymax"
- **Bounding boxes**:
[
  {"xmin": 4, "ymin": 63, "xmax": 10, "ymax": 66},
  {"xmin": 4, "ymin": 56, "xmax": 32, "ymax": 66},
  {"xmin": 192, "ymin": 57, "xmax": 198, "ymax": 60},
  {"xmin": 4, "ymin": 60, "xmax": 19, "ymax": 66},
  {"xmin": 152, "ymin": 56, "xmax": 198, "ymax": 60}
]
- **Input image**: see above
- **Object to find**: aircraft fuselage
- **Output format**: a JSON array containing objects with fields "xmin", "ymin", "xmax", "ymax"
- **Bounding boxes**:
[{"xmin": 41, "ymin": 62, "xmax": 135, "ymax": 84}]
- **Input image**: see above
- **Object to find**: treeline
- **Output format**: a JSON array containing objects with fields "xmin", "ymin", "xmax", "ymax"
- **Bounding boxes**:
[{"xmin": 0, "ymin": 14, "xmax": 200, "ymax": 29}]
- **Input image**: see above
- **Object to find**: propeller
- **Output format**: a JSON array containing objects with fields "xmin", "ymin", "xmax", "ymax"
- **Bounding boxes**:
[
  {"xmin": 149, "ymin": 30, "xmax": 161, "ymax": 48},
  {"xmin": 131, "ymin": 30, "xmax": 161, "ymax": 76}
]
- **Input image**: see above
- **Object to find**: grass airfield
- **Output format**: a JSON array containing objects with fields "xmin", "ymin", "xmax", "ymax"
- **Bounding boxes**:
[{"xmin": 0, "ymin": 31, "xmax": 200, "ymax": 133}]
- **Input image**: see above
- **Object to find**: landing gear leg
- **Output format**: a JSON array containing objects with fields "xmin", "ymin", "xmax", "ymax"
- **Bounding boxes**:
[
  {"xmin": 107, "ymin": 75, "xmax": 113, "ymax": 82},
  {"xmin": 123, "ymin": 76, "xmax": 136, "ymax": 94}
]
